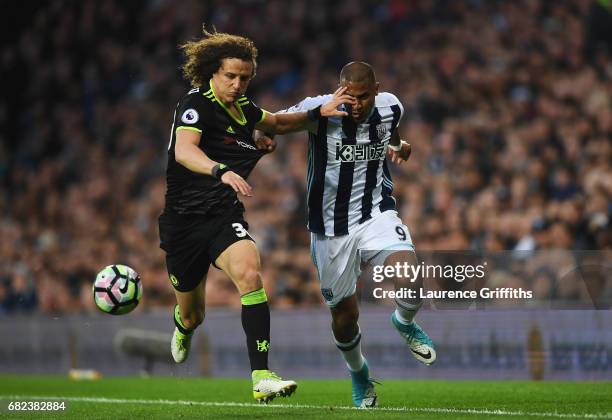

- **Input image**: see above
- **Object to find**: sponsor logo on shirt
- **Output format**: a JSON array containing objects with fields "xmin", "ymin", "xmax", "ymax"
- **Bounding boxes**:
[
  {"xmin": 223, "ymin": 136, "xmax": 257, "ymax": 150},
  {"xmin": 334, "ymin": 142, "xmax": 386, "ymax": 162}
]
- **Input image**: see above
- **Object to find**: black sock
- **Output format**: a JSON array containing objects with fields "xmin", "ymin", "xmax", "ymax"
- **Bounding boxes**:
[
  {"xmin": 241, "ymin": 301, "xmax": 270, "ymax": 371},
  {"xmin": 174, "ymin": 304, "xmax": 193, "ymax": 335}
]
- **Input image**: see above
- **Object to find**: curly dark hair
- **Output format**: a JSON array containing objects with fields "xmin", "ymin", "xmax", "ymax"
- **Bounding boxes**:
[{"xmin": 180, "ymin": 27, "xmax": 258, "ymax": 88}]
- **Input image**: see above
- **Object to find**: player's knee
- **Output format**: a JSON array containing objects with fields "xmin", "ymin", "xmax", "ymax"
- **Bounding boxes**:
[
  {"xmin": 182, "ymin": 310, "xmax": 205, "ymax": 330},
  {"xmin": 231, "ymin": 261, "xmax": 262, "ymax": 291},
  {"xmin": 334, "ymin": 307, "xmax": 359, "ymax": 330}
]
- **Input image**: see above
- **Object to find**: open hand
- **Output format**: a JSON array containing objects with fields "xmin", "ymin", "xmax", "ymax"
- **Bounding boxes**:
[
  {"xmin": 221, "ymin": 171, "xmax": 253, "ymax": 197},
  {"xmin": 388, "ymin": 141, "xmax": 412, "ymax": 164},
  {"xmin": 320, "ymin": 86, "xmax": 356, "ymax": 118}
]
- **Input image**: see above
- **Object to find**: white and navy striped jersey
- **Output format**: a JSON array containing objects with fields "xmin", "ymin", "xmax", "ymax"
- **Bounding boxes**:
[{"xmin": 283, "ymin": 92, "xmax": 404, "ymax": 236}]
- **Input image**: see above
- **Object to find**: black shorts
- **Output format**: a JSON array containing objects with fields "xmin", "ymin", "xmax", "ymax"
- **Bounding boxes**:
[{"xmin": 158, "ymin": 210, "xmax": 254, "ymax": 292}]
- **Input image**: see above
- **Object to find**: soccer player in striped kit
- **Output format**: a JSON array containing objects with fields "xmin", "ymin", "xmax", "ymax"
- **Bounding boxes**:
[{"xmin": 257, "ymin": 62, "xmax": 436, "ymax": 408}]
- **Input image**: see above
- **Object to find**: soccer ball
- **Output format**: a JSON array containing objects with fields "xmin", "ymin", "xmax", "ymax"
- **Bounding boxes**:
[{"xmin": 93, "ymin": 264, "xmax": 142, "ymax": 315}]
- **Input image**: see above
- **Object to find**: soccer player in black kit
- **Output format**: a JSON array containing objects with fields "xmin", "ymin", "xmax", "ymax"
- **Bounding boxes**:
[{"xmin": 158, "ymin": 29, "xmax": 352, "ymax": 403}]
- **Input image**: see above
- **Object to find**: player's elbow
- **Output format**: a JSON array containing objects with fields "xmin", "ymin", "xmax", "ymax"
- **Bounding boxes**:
[
  {"xmin": 174, "ymin": 153, "xmax": 186, "ymax": 166},
  {"xmin": 174, "ymin": 143, "xmax": 189, "ymax": 165}
]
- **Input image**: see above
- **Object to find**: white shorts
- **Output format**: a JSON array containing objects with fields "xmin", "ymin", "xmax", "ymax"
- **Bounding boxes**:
[{"xmin": 310, "ymin": 210, "xmax": 415, "ymax": 307}]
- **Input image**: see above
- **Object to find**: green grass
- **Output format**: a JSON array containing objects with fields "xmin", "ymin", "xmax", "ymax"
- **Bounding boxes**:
[{"xmin": 0, "ymin": 375, "xmax": 610, "ymax": 419}]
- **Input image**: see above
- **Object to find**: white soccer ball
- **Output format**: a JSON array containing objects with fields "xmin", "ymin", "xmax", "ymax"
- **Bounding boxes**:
[{"xmin": 93, "ymin": 264, "xmax": 143, "ymax": 315}]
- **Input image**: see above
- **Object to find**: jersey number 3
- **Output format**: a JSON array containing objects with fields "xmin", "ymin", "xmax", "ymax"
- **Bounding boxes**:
[{"xmin": 232, "ymin": 223, "xmax": 249, "ymax": 238}]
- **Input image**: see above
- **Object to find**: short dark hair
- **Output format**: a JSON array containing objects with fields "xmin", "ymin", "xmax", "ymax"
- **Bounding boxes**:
[
  {"xmin": 180, "ymin": 27, "xmax": 258, "ymax": 88},
  {"xmin": 340, "ymin": 61, "xmax": 376, "ymax": 84}
]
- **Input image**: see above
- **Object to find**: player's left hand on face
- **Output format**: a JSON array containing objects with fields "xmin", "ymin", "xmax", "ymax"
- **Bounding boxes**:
[
  {"xmin": 321, "ymin": 86, "xmax": 356, "ymax": 117},
  {"xmin": 388, "ymin": 140, "xmax": 412, "ymax": 164},
  {"xmin": 254, "ymin": 135, "xmax": 277, "ymax": 153}
]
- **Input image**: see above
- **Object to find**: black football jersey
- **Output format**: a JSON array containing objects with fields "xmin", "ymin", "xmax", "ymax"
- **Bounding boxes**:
[{"xmin": 163, "ymin": 83, "xmax": 267, "ymax": 216}]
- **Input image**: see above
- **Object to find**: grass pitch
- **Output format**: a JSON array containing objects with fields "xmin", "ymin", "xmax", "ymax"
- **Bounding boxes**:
[{"xmin": 1, "ymin": 375, "xmax": 610, "ymax": 419}]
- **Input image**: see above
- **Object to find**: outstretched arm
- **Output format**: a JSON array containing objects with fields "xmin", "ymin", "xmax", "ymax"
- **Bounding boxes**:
[{"xmin": 255, "ymin": 87, "xmax": 355, "ymax": 135}]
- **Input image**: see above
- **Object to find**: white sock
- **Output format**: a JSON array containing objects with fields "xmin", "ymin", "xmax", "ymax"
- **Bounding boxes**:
[
  {"xmin": 394, "ymin": 297, "xmax": 422, "ymax": 325},
  {"xmin": 334, "ymin": 328, "xmax": 365, "ymax": 372},
  {"xmin": 394, "ymin": 307, "xmax": 416, "ymax": 325}
]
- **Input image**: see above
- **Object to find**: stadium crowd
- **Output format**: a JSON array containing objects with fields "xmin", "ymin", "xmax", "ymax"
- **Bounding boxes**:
[{"xmin": 1, "ymin": 0, "xmax": 610, "ymax": 314}]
